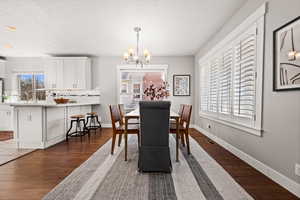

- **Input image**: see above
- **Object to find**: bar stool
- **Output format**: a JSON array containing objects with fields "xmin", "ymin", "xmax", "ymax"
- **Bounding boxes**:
[
  {"xmin": 85, "ymin": 112, "xmax": 102, "ymax": 134},
  {"xmin": 66, "ymin": 114, "xmax": 89, "ymax": 142}
]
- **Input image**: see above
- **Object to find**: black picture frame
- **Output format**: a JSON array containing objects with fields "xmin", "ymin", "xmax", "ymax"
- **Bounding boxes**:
[
  {"xmin": 173, "ymin": 74, "xmax": 191, "ymax": 96},
  {"xmin": 273, "ymin": 16, "xmax": 300, "ymax": 91}
]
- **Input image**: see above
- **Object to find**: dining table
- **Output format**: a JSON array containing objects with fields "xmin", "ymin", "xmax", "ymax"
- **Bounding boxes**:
[{"xmin": 124, "ymin": 108, "xmax": 180, "ymax": 162}]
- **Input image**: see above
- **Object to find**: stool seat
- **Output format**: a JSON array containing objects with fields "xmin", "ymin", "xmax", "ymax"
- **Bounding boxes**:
[
  {"xmin": 87, "ymin": 112, "xmax": 97, "ymax": 116},
  {"xmin": 71, "ymin": 114, "xmax": 85, "ymax": 119}
]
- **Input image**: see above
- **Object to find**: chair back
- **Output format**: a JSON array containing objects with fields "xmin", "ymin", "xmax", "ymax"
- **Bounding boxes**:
[
  {"xmin": 181, "ymin": 105, "xmax": 192, "ymax": 129},
  {"xmin": 139, "ymin": 101, "xmax": 170, "ymax": 146},
  {"xmin": 109, "ymin": 105, "xmax": 122, "ymax": 131},
  {"xmin": 139, "ymin": 101, "xmax": 172, "ymax": 172}
]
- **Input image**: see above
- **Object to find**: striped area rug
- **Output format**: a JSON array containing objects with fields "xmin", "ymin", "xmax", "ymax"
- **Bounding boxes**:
[{"xmin": 43, "ymin": 135, "xmax": 253, "ymax": 200}]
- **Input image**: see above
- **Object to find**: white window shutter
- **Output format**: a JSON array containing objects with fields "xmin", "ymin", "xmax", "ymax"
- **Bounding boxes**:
[
  {"xmin": 208, "ymin": 58, "xmax": 219, "ymax": 113},
  {"xmin": 219, "ymin": 48, "xmax": 233, "ymax": 115},
  {"xmin": 233, "ymin": 26, "xmax": 257, "ymax": 119},
  {"xmin": 200, "ymin": 63, "xmax": 209, "ymax": 112}
]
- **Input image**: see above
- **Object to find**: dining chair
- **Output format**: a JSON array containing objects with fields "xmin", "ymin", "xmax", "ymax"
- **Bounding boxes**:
[
  {"xmin": 118, "ymin": 104, "xmax": 139, "ymax": 125},
  {"xmin": 171, "ymin": 104, "xmax": 185, "ymax": 146},
  {"xmin": 170, "ymin": 104, "xmax": 192, "ymax": 154},
  {"xmin": 138, "ymin": 101, "xmax": 172, "ymax": 172},
  {"xmin": 109, "ymin": 105, "xmax": 139, "ymax": 155}
]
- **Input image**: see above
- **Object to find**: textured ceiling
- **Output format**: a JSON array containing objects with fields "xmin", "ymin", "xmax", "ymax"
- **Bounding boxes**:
[{"xmin": 0, "ymin": 0, "xmax": 246, "ymax": 57}]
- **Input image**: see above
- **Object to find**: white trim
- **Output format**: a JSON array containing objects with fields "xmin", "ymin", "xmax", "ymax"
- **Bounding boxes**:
[
  {"xmin": 191, "ymin": 124, "xmax": 300, "ymax": 198},
  {"xmin": 116, "ymin": 64, "xmax": 168, "ymax": 104},
  {"xmin": 199, "ymin": 112, "xmax": 262, "ymax": 136},
  {"xmin": 198, "ymin": 3, "xmax": 266, "ymax": 136}
]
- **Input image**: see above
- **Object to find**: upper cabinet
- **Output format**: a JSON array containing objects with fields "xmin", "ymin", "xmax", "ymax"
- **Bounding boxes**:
[
  {"xmin": 0, "ymin": 61, "xmax": 6, "ymax": 78},
  {"xmin": 44, "ymin": 57, "xmax": 91, "ymax": 90}
]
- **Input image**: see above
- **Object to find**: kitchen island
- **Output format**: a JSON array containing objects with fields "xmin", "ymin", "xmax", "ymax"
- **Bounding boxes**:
[{"xmin": 8, "ymin": 102, "xmax": 100, "ymax": 149}]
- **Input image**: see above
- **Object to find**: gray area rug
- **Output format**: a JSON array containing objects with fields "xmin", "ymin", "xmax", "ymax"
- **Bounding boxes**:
[{"xmin": 43, "ymin": 135, "xmax": 254, "ymax": 200}]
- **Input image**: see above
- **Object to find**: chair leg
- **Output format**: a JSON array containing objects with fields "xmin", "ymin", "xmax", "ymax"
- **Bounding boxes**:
[
  {"xmin": 111, "ymin": 133, "xmax": 117, "ymax": 155},
  {"xmin": 185, "ymin": 131, "xmax": 191, "ymax": 155},
  {"xmin": 137, "ymin": 133, "xmax": 140, "ymax": 147},
  {"xmin": 66, "ymin": 120, "xmax": 74, "ymax": 141},
  {"xmin": 118, "ymin": 133, "xmax": 122, "ymax": 146},
  {"xmin": 180, "ymin": 132, "xmax": 185, "ymax": 147}
]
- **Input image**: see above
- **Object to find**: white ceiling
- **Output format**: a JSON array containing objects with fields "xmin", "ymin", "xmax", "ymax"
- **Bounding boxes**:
[{"xmin": 0, "ymin": 0, "xmax": 246, "ymax": 57}]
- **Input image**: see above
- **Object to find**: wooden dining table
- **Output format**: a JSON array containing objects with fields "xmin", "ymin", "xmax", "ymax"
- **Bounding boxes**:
[{"xmin": 124, "ymin": 109, "xmax": 180, "ymax": 162}]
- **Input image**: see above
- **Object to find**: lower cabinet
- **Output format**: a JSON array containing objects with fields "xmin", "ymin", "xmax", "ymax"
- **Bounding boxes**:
[
  {"xmin": 46, "ymin": 107, "xmax": 65, "ymax": 142},
  {"xmin": 0, "ymin": 105, "xmax": 13, "ymax": 131},
  {"xmin": 14, "ymin": 105, "xmax": 93, "ymax": 149}
]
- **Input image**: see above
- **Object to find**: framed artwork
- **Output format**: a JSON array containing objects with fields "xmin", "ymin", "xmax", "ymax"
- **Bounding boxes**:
[
  {"xmin": 273, "ymin": 16, "xmax": 300, "ymax": 91},
  {"xmin": 173, "ymin": 74, "xmax": 191, "ymax": 96}
]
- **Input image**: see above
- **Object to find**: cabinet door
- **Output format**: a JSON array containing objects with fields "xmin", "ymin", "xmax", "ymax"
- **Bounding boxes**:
[
  {"xmin": 63, "ymin": 59, "xmax": 78, "ymax": 89},
  {"xmin": 46, "ymin": 107, "xmax": 65, "ymax": 141},
  {"xmin": 76, "ymin": 59, "xmax": 87, "ymax": 89},
  {"xmin": 0, "ymin": 62, "xmax": 6, "ymax": 78},
  {"xmin": 0, "ymin": 106, "xmax": 12, "ymax": 131},
  {"xmin": 45, "ymin": 59, "xmax": 63, "ymax": 89}
]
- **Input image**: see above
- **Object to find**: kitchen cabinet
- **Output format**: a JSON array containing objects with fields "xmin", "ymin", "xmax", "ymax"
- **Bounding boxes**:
[
  {"xmin": 44, "ymin": 57, "xmax": 91, "ymax": 90},
  {"xmin": 0, "ymin": 105, "xmax": 12, "ymax": 131},
  {"xmin": 12, "ymin": 103, "xmax": 95, "ymax": 149},
  {"xmin": 44, "ymin": 59, "xmax": 63, "ymax": 89},
  {"xmin": 46, "ymin": 107, "xmax": 65, "ymax": 141}
]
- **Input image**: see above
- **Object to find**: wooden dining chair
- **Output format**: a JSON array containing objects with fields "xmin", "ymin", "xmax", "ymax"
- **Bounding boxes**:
[
  {"xmin": 171, "ymin": 104, "xmax": 186, "ymax": 146},
  {"xmin": 109, "ymin": 105, "xmax": 139, "ymax": 155},
  {"xmin": 118, "ymin": 104, "xmax": 139, "ymax": 125},
  {"xmin": 170, "ymin": 104, "xmax": 192, "ymax": 154}
]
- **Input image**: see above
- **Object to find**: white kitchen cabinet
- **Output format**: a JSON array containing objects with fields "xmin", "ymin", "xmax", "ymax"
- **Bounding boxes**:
[
  {"xmin": 0, "ymin": 105, "xmax": 12, "ymax": 131},
  {"xmin": 44, "ymin": 59, "xmax": 63, "ymax": 89},
  {"xmin": 16, "ymin": 107, "xmax": 43, "ymax": 148},
  {"xmin": 44, "ymin": 57, "xmax": 91, "ymax": 90},
  {"xmin": 46, "ymin": 107, "xmax": 65, "ymax": 141},
  {"xmin": 0, "ymin": 62, "xmax": 6, "ymax": 78}
]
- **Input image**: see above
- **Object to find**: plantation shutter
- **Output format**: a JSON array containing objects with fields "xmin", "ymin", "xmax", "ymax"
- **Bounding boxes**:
[
  {"xmin": 208, "ymin": 58, "xmax": 219, "ymax": 113},
  {"xmin": 200, "ymin": 63, "xmax": 209, "ymax": 112},
  {"xmin": 219, "ymin": 48, "xmax": 233, "ymax": 115},
  {"xmin": 233, "ymin": 26, "xmax": 257, "ymax": 119}
]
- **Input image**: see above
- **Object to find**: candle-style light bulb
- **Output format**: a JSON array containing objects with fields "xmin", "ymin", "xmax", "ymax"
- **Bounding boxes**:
[
  {"xmin": 288, "ymin": 50, "xmax": 297, "ymax": 61},
  {"xmin": 128, "ymin": 48, "xmax": 134, "ymax": 56},
  {"xmin": 123, "ymin": 52, "xmax": 129, "ymax": 61}
]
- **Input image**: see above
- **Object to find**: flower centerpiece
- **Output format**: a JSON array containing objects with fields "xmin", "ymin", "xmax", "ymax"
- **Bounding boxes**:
[{"xmin": 143, "ymin": 81, "xmax": 169, "ymax": 100}]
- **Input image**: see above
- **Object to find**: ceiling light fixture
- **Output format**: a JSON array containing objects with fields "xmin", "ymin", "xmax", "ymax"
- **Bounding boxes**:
[
  {"xmin": 123, "ymin": 27, "xmax": 151, "ymax": 68},
  {"xmin": 4, "ymin": 44, "xmax": 13, "ymax": 48},
  {"xmin": 6, "ymin": 26, "xmax": 16, "ymax": 31}
]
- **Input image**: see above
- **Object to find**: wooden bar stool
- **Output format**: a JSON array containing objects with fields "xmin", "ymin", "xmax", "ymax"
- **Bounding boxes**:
[
  {"xmin": 85, "ymin": 112, "xmax": 102, "ymax": 134},
  {"xmin": 66, "ymin": 114, "xmax": 89, "ymax": 142}
]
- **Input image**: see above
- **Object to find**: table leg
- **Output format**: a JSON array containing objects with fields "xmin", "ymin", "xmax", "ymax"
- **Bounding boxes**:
[
  {"xmin": 125, "ymin": 117, "xmax": 128, "ymax": 161},
  {"xmin": 176, "ymin": 117, "xmax": 179, "ymax": 162}
]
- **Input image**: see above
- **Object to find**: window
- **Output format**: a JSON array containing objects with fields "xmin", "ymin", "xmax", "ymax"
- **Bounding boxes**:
[
  {"xmin": 17, "ymin": 73, "xmax": 45, "ymax": 101},
  {"xmin": 199, "ymin": 4, "xmax": 265, "ymax": 136},
  {"xmin": 117, "ymin": 66, "xmax": 168, "ymax": 113}
]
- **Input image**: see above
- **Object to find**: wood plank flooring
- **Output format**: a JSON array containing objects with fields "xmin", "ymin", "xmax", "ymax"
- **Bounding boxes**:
[
  {"xmin": 0, "ymin": 128, "xmax": 298, "ymax": 200},
  {"xmin": 0, "ymin": 131, "xmax": 13, "ymax": 141}
]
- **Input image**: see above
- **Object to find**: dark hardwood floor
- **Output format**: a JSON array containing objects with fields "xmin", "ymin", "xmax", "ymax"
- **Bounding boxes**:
[
  {"xmin": 0, "ymin": 131, "xmax": 13, "ymax": 141},
  {"xmin": 0, "ymin": 128, "xmax": 298, "ymax": 200}
]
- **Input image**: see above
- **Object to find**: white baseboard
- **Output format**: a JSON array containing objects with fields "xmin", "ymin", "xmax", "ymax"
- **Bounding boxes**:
[{"xmin": 191, "ymin": 124, "xmax": 300, "ymax": 198}]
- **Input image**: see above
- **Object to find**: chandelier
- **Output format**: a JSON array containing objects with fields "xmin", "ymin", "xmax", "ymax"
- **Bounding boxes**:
[{"xmin": 123, "ymin": 27, "xmax": 151, "ymax": 67}]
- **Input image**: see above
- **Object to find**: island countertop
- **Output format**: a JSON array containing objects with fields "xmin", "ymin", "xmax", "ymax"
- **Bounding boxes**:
[{"xmin": 6, "ymin": 102, "xmax": 100, "ymax": 107}]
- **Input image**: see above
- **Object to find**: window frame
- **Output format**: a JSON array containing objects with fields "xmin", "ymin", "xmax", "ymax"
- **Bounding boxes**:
[
  {"xmin": 15, "ymin": 72, "xmax": 45, "ymax": 102},
  {"xmin": 198, "ymin": 3, "xmax": 266, "ymax": 136}
]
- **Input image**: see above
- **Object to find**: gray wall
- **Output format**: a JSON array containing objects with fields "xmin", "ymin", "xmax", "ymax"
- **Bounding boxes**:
[
  {"xmin": 194, "ymin": 0, "xmax": 300, "ymax": 183},
  {"xmin": 92, "ymin": 56, "xmax": 194, "ymax": 125}
]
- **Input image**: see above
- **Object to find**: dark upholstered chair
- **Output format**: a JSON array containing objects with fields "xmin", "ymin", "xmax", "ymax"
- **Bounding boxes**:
[{"xmin": 138, "ymin": 101, "xmax": 172, "ymax": 173}]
